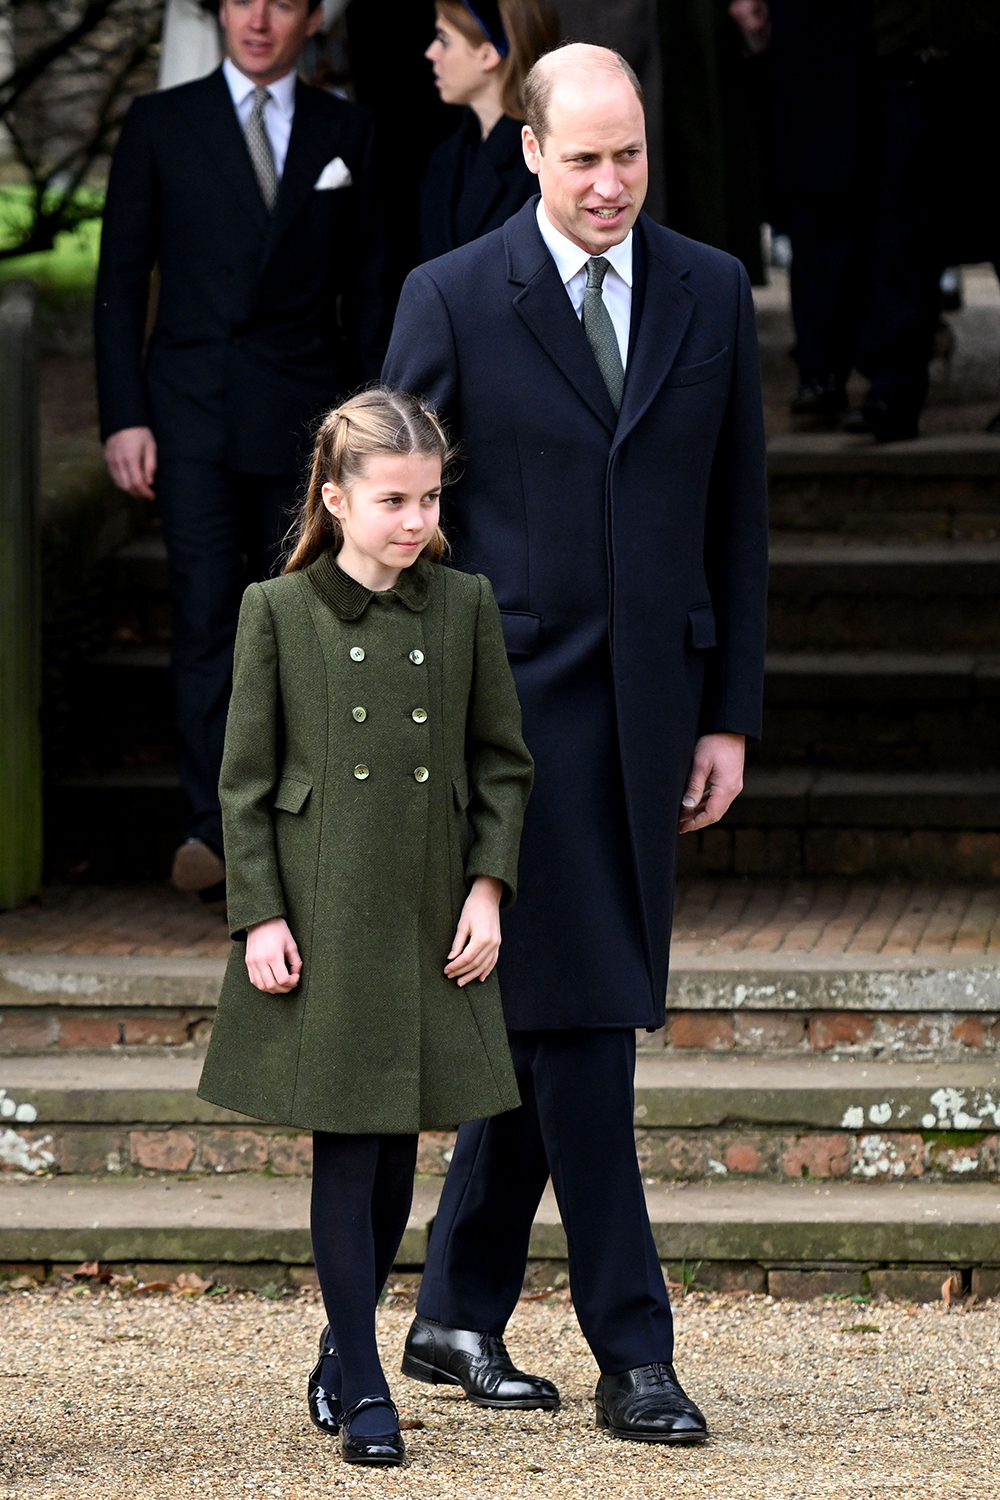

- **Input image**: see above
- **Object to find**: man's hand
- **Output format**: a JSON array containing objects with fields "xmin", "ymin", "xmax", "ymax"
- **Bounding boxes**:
[
  {"xmin": 105, "ymin": 425, "xmax": 157, "ymax": 499},
  {"xmin": 445, "ymin": 876, "xmax": 503, "ymax": 987},
  {"xmin": 245, "ymin": 916, "xmax": 302, "ymax": 994},
  {"xmin": 679, "ymin": 733, "xmax": 746, "ymax": 834}
]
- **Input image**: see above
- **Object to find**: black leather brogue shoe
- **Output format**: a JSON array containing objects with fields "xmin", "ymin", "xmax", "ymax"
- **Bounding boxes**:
[
  {"xmin": 341, "ymin": 1397, "xmax": 405, "ymax": 1467},
  {"xmin": 789, "ymin": 375, "xmax": 847, "ymax": 417},
  {"xmin": 595, "ymin": 1363, "xmax": 708, "ymax": 1443},
  {"xmin": 401, "ymin": 1314, "xmax": 559, "ymax": 1409},
  {"xmin": 307, "ymin": 1323, "xmax": 343, "ymax": 1436}
]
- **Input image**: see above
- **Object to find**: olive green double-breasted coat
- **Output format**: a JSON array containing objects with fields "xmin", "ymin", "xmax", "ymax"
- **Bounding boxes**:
[{"xmin": 197, "ymin": 551, "xmax": 533, "ymax": 1133}]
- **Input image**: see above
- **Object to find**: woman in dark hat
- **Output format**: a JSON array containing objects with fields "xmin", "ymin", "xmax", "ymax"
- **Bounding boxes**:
[{"xmin": 420, "ymin": 0, "xmax": 559, "ymax": 263}]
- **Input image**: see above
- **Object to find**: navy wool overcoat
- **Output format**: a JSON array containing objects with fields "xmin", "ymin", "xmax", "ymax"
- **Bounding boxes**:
[{"xmin": 384, "ymin": 199, "xmax": 768, "ymax": 1032}]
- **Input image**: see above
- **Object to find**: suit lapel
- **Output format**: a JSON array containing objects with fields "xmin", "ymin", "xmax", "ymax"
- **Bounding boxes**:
[
  {"xmin": 506, "ymin": 203, "xmax": 618, "ymax": 433},
  {"xmin": 182, "ymin": 69, "xmax": 270, "ymax": 234},
  {"xmin": 264, "ymin": 82, "xmax": 338, "ymax": 262},
  {"xmin": 613, "ymin": 215, "xmax": 696, "ymax": 451}
]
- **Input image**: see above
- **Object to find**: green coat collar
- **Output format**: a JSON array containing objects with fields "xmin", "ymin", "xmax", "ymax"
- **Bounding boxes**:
[{"xmin": 304, "ymin": 548, "xmax": 435, "ymax": 619}]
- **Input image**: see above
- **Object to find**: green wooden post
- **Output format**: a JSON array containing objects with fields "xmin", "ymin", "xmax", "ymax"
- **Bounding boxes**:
[{"xmin": 0, "ymin": 280, "xmax": 43, "ymax": 908}]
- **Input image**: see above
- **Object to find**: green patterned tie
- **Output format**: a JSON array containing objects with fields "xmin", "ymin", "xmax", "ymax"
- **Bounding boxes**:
[
  {"xmin": 245, "ymin": 86, "xmax": 278, "ymax": 212},
  {"xmin": 582, "ymin": 256, "xmax": 624, "ymax": 412}
]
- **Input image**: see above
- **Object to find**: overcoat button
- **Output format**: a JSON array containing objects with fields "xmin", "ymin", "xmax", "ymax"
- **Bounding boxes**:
[
  {"xmin": 350, "ymin": 646, "xmax": 365, "ymax": 662},
  {"xmin": 354, "ymin": 765, "xmax": 370, "ymax": 780},
  {"xmin": 352, "ymin": 706, "xmax": 367, "ymax": 722},
  {"xmin": 411, "ymin": 708, "xmax": 428, "ymax": 723},
  {"xmin": 409, "ymin": 649, "xmax": 424, "ymax": 664},
  {"xmin": 413, "ymin": 766, "xmax": 429, "ymax": 783}
]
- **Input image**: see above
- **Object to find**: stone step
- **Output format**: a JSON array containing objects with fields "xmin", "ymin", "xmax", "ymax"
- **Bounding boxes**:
[
  {"xmin": 767, "ymin": 542, "xmax": 1000, "ymax": 651},
  {"xmin": 767, "ymin": 433, "xmax": 1000, "ymax": 543},
  {"xmin": 760, "ymin": 652, "xmax": 1000, "ymax": 771},
  {"xmin": 3, "ymin": 1174, "xmax": 998, "ymax": 1289},
  {"xmin": 1, "ymin": 1052, "xmax": 997, "ymax": 1184}
]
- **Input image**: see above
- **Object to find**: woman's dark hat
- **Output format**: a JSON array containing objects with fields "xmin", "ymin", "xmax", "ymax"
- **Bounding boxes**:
[{"xmin": 459, "ymin": 0, "xmax": 509, "ymax": 57}]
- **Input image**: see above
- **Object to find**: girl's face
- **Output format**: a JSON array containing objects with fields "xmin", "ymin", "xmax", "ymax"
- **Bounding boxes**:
[
  {"xmin": 322, "ymin": 453, "xmax": 442, "ymax": 587},
  {"xmin": 425, "ymin": 11, "xmax": 501, "ymax": 107}
]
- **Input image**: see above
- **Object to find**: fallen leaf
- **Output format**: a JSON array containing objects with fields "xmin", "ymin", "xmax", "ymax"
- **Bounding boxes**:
[
  {"xmin": 134, "ymin": 1281, "xmax": 176, "ymax": 1294},
  {"xmin": 175, "ymin": 1272, "xmax": 214, "ymax": 1294},
  {"xmin": 941, "ymin": 1273, "xmax": 961, "ymax": 1307},
  {"xmin": 73, "ymin": 1261, "xmax": 100, "ymax": 1280},
  {"xmin": 399, "ymin": 1418, "xmax": 425, "ymax": 1431}
]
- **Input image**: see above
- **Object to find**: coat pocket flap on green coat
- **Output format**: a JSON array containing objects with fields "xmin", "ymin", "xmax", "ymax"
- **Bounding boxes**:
[
  {"xmin": 452, "ymin": 772, "xmax": 471, "ymax": 812},
  {"xmin": 273, "ymin": 776, "xmax": 313, "ymax": 814}
]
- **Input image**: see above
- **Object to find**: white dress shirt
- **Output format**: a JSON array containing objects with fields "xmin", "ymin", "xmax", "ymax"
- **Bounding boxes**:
[
  {"xmin": 535, "ymin": 199, "xmax": 633, "ymax": 369},
  {"xmin": 223, "ymin": 57, "xmax": 297, "ymax": 179}
]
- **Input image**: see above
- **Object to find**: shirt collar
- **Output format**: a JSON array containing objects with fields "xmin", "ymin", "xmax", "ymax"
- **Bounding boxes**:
[
  {"xmin": 305, "ymin": 548, "xmax": 435, "ymax": 620},
  {"xmin": 222, "ymin": 57, "xmax": 298, "ymax": 118},
  {"xmin": 535, "ymin": 199, "xmax": 633, "ymax": 288}
]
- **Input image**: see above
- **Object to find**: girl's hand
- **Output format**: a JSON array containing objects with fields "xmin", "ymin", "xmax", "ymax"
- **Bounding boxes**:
[
  {"xmin": 245, "ymin": 917, "xmax": 302, "ymax": 994},
  {"xmin": 445, "ymin": 876, "xmax": 503, "ymax": 987}
]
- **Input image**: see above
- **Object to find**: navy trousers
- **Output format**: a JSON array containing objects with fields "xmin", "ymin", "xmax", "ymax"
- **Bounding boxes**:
[
  {"xmin": 156, "ymin": 459, "xmax": 298, "ymax": 852},
  {"xmin": 416, "ymin": 1028, "xmax": 674, "ymax": 1375}
]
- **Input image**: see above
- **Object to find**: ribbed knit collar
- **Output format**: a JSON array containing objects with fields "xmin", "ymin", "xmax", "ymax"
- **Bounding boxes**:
[{"xmin": 304, "ymin": 547, "xmax": 435, "ymax": 620}]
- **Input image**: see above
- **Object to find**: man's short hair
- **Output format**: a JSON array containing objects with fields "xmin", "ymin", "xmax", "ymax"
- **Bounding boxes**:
[{"xmin": 523, "ymin": 42, "xmax": 644, "ymax": 150}]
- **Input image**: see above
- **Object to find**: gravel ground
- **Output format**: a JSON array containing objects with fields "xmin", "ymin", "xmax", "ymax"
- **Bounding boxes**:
[{"xmin": 1, "ymin": 1284, "xmax": 997, "ymax": 1499}]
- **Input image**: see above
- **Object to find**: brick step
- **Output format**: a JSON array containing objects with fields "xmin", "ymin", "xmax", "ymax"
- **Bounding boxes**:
[
  {"xmin": 683, "ymin": 769, "xmax": 1000, "ymax": 879},
  {"xmin": 767, "ymin": 433, "xmax": 1000, "ymax": 544},
  {"xmin": 3, "ymin": 949, "xmax": 999, "ymax": 1059},
  {"xmin": 1, "ymin": 1052, "xmax": 997, "ymax": 1184},
  {"xmin": 759, "ymin": 652, "xmax": 1000, "ymax": 772},
  {"xmin": 768, "ymin": 542, "xmax": 1000, "ymax": 651},
  {"xmin": 3, "ymin": 1173, "xmax": 999, "ymax": 1295}
]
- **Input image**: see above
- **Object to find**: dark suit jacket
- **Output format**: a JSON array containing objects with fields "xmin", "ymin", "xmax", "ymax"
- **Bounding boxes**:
[
  {"xmin": 418, "ymin": 111, "xmax": 537, "ymax": 263},
  {"xmin": 384, "ymin": 199, "xmax": 768, "ymax": 1031},
  {"xmin": 95, "ymin": 69, "xmax": 385, "ymax": 476}
]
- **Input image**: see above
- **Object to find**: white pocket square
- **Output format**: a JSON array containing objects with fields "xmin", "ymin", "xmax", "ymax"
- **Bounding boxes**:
[{"xmin": 313, "ymin": 156, "xmax": 353, "ymax": 191}]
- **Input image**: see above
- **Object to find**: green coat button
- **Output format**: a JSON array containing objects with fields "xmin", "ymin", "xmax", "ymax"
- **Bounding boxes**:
[
  {"xmin": 413, "ymin": 766, "xmax": 429, "ymax": 783},
  {"xmin": 350, "ymin": 646, "xmax": 366, "ymax": 662},
  {"xmin": 409, "ymin": 649, "xmax": 424, "ymax": 664},
  {"xmin": 352, "ymin": 706, "xmax": 367, "ymax": 722},
  {"xmin": 411, "ymin": 708, "xmax": 428, "ymax": 723},
  {"xmin": 354, "ymin": 765, "xmax": 370, "ymax": 780}
]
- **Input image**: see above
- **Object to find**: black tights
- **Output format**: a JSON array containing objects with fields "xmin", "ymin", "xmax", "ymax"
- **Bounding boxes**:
[{"xmin": 310, "ymin": 1131, "xmax": 418, "ymax": 1433}]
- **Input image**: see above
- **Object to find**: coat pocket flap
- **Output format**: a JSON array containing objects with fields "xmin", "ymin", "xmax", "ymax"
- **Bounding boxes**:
[
  {"xmin": 665, "ymin": 346, "xmax": 729, "ymax": 388},
  {"xmin": 273, "ymin": 776, "xmax": 312, "ymax": 814},
  {"xmin": 452, "ymin": 772, "xmax": 471, "ymax": 812},
  {"xmin": 687, "ymin": 603, "xmax": 717, "ymax": 649},
  {"xmin": 499, "ymin": 610, "xmax": 541, "ymax": 658}
]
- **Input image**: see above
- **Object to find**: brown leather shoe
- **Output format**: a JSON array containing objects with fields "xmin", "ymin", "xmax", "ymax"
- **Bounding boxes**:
[{"xmin": 171, "ymin": 838, "xmax": 225, "ymax": 892}]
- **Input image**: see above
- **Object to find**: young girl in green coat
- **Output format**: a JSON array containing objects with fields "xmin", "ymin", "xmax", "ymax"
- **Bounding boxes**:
[{"xmin": 197, "ymin": 388, "xmax": 533, "ymax": 1467}]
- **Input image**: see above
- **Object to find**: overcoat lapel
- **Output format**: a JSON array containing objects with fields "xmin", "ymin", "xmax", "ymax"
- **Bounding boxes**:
[
  {"xmin": 182, "ymin": 69, "xmax": 271, "ymax": 234},
  {"xmin": 505, "ymin": 202, "xmax": 617, "ymax": 433},
  {"xmin": 265, "ymin": 82, "xmax": 339, "ymax": 262},
  {"xmin": 613, "ymin": 215, "xmax": 696, "ymax": 451}
]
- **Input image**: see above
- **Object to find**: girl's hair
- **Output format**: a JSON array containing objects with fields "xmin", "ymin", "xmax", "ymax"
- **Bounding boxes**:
[
  {"xmin": 437, "ymin": 0, "xmax": 560, "ymax": 120},
  {"xmin": 283, "ymin": 387, "xmax": 455, "ymax": 574}
]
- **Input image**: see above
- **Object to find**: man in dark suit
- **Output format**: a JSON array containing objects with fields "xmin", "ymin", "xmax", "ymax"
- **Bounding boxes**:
[
  {"xmin": 95, "ymin": 0, "xmax": 384, "ymax": 890},
  {"xmin": 384, "ymin": 42, "xmax": 768, "ymax": 1443}
]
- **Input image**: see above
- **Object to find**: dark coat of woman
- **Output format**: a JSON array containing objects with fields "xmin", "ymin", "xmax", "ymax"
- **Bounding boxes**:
[
  {"xmin": 197, "ymin": 552, "xmax": 533, "ymax": 1134},
  {"xmin": 419, "ymin": 110, "xmax": 537, "ymax": 263}
]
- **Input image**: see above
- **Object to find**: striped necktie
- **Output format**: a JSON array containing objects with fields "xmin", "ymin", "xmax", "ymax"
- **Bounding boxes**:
[
  {"xmin": 582, "ymin": 256, "xmax": 624, "ymax": 412},
  {"xmin": 245, "ymin": 86, "xmax": 278, "ymax": 212}
]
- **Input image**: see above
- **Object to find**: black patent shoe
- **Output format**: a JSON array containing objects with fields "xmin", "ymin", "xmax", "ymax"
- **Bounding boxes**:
[
  {"xmin": 307, "ymin": 1323, "xmax": 343, "ymax": 1435},
  {"xmin": 789, "ymin": 375, "xmax": 847, "ymax": 417},
  {"xmin": 595, "ymin": 1363, "xmax": 708, "ymax": 1443},
  {"xmin": 341, "ymin": 1397, "xmax": 405, "ymax": 1467},
  {"xmin": 402, "ymin": 1314, "xmax": 559, "ymax": 1409}
]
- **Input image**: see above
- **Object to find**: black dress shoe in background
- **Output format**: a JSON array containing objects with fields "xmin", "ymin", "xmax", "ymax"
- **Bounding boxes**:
[
  {"xmin": 307, "ymin": 1323, "xmax": 343, "ymax": 1435},
  {"xmin": 842, "ymin": 406, "xmax": 872, "ymax": 435},
  {"xmin": 595, "ymin": 1363, "xmax": 708, "ymax": 1443},
  {"xmin": 401, "ymin": 1314, "xmax": 560, "ymax": 1409},
  {"xmin": 341, "ymin": 1397, "xmax": 405, "ymax": 1467},
  {"xmin": 861, "ymin": 397, "xmax": 919, "ymax": 443},
  {"xmin": 789, "ymin": 375, "xmax": 848, "ymax": 417},
  {"xmin": 986, "ymin": 410, "xmax": 1000, "ymax": 435}
]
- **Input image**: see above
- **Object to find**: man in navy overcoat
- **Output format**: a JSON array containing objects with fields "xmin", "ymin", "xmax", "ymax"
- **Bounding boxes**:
[{"xmin": 384, "ymin": 42, "xmax": 768, "ymax": 1442}]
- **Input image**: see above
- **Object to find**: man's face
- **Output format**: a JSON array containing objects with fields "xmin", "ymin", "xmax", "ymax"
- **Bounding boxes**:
[
  {"xmin": 523, "ymin": 74, "xmax": 648, "ymax": 255},
  {"xmin": 219, "ymin": 0, "xmax": 322, "ymax": 85}
]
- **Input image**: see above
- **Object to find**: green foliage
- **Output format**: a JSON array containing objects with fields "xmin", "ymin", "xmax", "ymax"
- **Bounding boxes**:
[
  {"xmin": 0, "ymin": 186, "xmax": 103, "ymax": 293},
  {"xmin": 921, "ymin": 1130, "xmax": 988, "ymax": 1146}
]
